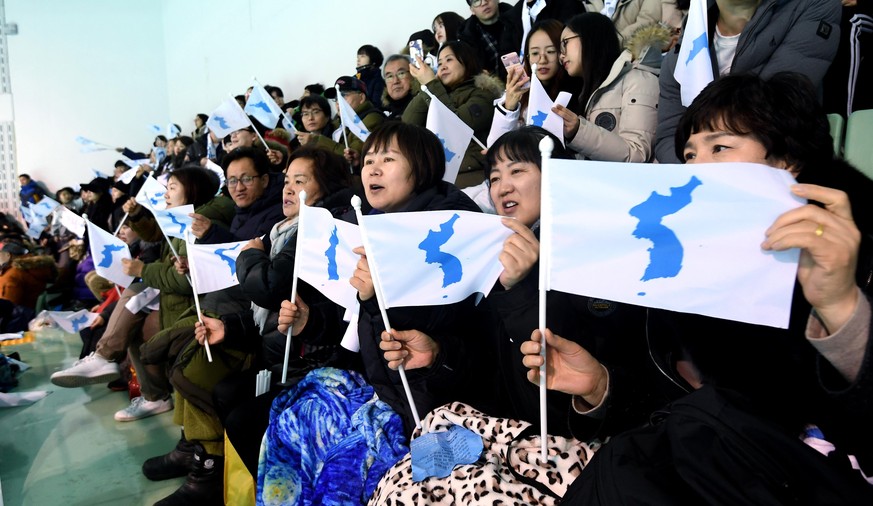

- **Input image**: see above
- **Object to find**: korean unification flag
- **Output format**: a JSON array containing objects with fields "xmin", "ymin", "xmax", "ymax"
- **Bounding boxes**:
[
  {"xmin": 31, "ymin": 197, "xmax": 61, "ymax": 220},
  {"xmin": 544, "ymin": 159, "xmax": 802, "ymax": 328},
  {"xmin": 360, "ymin": 210, "xmax": 512, "ymax": 308},
  {"xmin": 75, "ymin": 136, "xmax": 109, "ymax": 153},
  {"xmin": 425, "ymin": 94, "xmax": 473, "ymax": 184},
  {"xmin": 47, "ymin": 310, "xmax": 100, "ymax": 334},
  {"xmin": 526, "ymin": 76, "xmax": 570, "ymax": 146},
  {"xmin": 296, "ymin": 204, "xmax": 361, "ymax": 310},
  {"xmin": 148, "ymin": 124, "xmax": 162, "ymax": 134},
  {"xmin": 152, "ymin": 204, "xmax": 194, "ymax": 239},
  {"xmin": 337, "ymin": 93, "xmax": 371, "ymax": 143},
  {"xmin": 245, "ymin": 84, "xmax": 282, "ymax": 129},
  {"xmin": 674, "ymin": 0, "xmax": 714, "ymax": 107},
  {"xmin": 187, "ymin": 239, "xmax": 248, "ymax": 294},
  {"xmin": 54, "ymin": 205, "xmax": 87, "ymax": 238},
  {"xmin": 118, "ymin": 165, "xmax": 140, "ymax": 184},
  {"xmin": 167, "ymin": 123, "xmax": 181, "ymax": 138},
  {"xmin": 281, "ymin": 115, "xmax": 298, "ymax": 139},
  {"xmin": 87, "ymin": 220, "xmax": 134, "ymax": 287},
  {"xmin": 207, "ymin": 98, "xmax": 251, "ymax": 139},
  {"xmin": 135, "ymin": 175, "xmax": 168, "ymax": 211}
]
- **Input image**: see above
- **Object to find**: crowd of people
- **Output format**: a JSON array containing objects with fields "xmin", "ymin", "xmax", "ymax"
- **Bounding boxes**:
[{"xmin": 4, "ymin": 0, "xmax": 872, "ymax": 504}]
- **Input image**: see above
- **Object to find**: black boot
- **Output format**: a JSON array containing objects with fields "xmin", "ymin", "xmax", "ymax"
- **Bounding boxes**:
[
  {"xmin": 142, "ymin": 431, "xmax": 196, "ymax": 481},
  {"xmin": 154, "ymin": 443, "xmax": 224, "ymax": 506}
]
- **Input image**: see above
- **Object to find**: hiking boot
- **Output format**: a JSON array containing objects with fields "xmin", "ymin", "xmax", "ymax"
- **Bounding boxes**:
[
  {"xmin": 142, "ymin": 432, "xmax": 196, "ymax": 481},
  {"xmin": 114, "ymin": 396, "xmax": 173, "ymax": 422},
  {"xmin": 154, "ymin": 444, "xmax": 224, "ymax": 505},
  {"xmin": 50, "ymin": 352, "xmax": 120, "ymax": 387}
]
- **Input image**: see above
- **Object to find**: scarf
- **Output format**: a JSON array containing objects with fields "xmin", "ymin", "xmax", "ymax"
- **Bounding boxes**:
[{"xmin": 251, "ymin": 217, "xmax": 299, "ymax": 332}]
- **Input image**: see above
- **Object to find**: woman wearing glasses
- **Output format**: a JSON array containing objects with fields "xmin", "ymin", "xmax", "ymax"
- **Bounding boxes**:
[
  {"xmin": 552, "ymin": 13, "xmax": 663, "ymax": 163},
  {"xmin": 487, "ymin": 19, "xmax": 575, "ymax": 145}
]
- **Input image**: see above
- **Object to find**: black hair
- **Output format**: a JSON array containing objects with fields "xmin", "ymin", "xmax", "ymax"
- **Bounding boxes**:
[
  {"xmin": 357, "ymin": 44, "xmax": 384, "ymax": 68},
  {"xmin": 564, "ymin": 13, "xmax": 622, "ymax": 109},
  {"xmin": 675, "ymin": 72, "xmax": 833, "ymax": 176},
  {"xmin": 304, "ymin": 83, "xmax": 325, "ymax": 95},
  {"xmin": 168, "ymin": 166, "xmax": 220, "ymax": 208},
  {"xmin": 18, "ymin": 173, "xmax": 30, "ymax": 180},
  {"xmin": 438, "ymin": 40, "xmax": 482, "ymax": 84},
  {"xmin": 265, "ymin": 85, "xmax": 284, "ymax": 98},
  {"xmin": 433, "ymin": 12, "xmax": 466, "ymax": 43},
  {"xmin": 299, "ymin": 95, "xmax": 331, "ymax": 117},
  {"xmin": 286, "ymin": 146, "xmax": 351, "ymax": 199},
  {"xmin": 195, "ymin": 114, "xmax": 208, "ymax": 124},
  {"xmin": 486, "ymin": 126, "xmax": 574, "ymax": 183},
  {"xmin": 222, "ymin": 146, "xmax": 271, "ymax": 177},
  {"xmin": 362, "ymin": 122, "xmax": 445, "ymax": 194},
  {"xmin": 114, "ymin": 160, "xmax": 130, "ymax": 168}
]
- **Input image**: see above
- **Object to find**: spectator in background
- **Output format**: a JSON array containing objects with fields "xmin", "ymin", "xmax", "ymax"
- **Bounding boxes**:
[
  {"xmin": 654, "ymin": 0, "xmax": 841, "ymax": 163},
  {"xmin": 0, "ymin": 240, "xmax": 55, "ymax": 311},
  {"xmin": 18, "ymin": 174, "xmax": 45, "ymax": 205},
  {"xmin": 403, "ymin": 40, "xmax": 502, "ymax": 187},
  {"xmin": 312, "ymin": 76, "xmax": 385, "ymax": 169},
  {"xmin": 500, "ymin": 0, "xmax": 584, "ymax": 59},
  {"xmin": 433, "ymin": 11, "xmax": 466, "ymax": 47},
  {"xmin": 356, "ymin": 44, "xmax": 386, "ymax": 108},
  {"xmin": 265, "ymin": 85, "xmax": 285, "ymax": 108},
  {"xmin": 192, "ymin": 114, "xmax": 209, "ymax": 141},
  {"xmin": 79, "ymin": 177, "xmax": 114, "ymax": 232},
  {"xmin": 458, "ymin": 0, "xmax": 513, "ymax": 76},
  {"xmin": 295, "ymin": 95, "xmax": 336, "ymax": 148},
  {"xmin": 303, "ymin": 83, "xmax": 325, "ymax": 98},
  {"xmin": 381, "ymin": 55, "xmax": 417, "ymax": 120},
  {"xmin": 56, "ymin": 187, "xmax": 82, "ymax": 214}
]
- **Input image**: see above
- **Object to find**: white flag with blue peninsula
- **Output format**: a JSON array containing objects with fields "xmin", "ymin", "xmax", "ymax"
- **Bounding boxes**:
[
  {"xmin": 87, "ymin": 220, "xmax": 134, "ymax": 287},
  {"xmin": 187, "ymin": 239, "xmax": 248, "ymax": 294},
  {"xmin": 152, "ymin": 205, "xmax": 194, "ymax": 239},
  {"xmin": 674, "ymin": 0, "xmax": 714, "ymax": 107},
  {"xmin": 207, "ymin": 98, "xmax": 251, "ymax": 139},
  {"xmin": 544, "ymin": 159, "xmax": 803, "ymax": 328},
  {"xmin": 47, "ymin": 310, "xmax": 100, "ymax": 334},
  {"xmin": 31, "ymin": 197, "xmax": 61, "ymax": 220},
  {"xmin": 337, "ymin": 93, "xmax": 371, "ymax": 143},
  {"xmin": 118, "ymin": 165, "xmax": 140, "ymax": 184},
  {"xmin": 360, "ymin": 210, "xmax": 512, "ymax": 308},
  {"xmin": 55, "ymin": 205, "xmax": 87, "ymax": 238},
  {"xmin": 526, "ymin": 74, "xmax": 570, "ymax": 145},
  {"xmin": 135, "ymin": 175, "xmax": 168, "ymax": 211},
  {"xmin": 425, "ymin": 91, "xmax": 473, "ymax": 185},
  {"xmin": 296, "ymin": 204, "xmax": 361, "ymax": 310},
  {"xmin": 245, "ymin": 84, "xmax": 282, "ymax": 129}
]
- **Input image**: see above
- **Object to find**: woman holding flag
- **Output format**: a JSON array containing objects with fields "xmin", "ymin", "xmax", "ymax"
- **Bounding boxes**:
[
  {"xmin": 522, "ymin": 73, "xmax": 873, "ymax": 503},
  {"xmin": 402, "ymin": 40, "xmax": 503, "ymax": 187}
]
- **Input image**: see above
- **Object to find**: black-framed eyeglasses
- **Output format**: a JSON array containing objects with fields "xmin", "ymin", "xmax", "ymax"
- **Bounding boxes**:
[
  {"xmin": 226, "ymin": 175, "xmax": 262, "ymax": 188},
  {"xmin": 560, "ymin": 35, "xmax": 580, "ymax": 53}
]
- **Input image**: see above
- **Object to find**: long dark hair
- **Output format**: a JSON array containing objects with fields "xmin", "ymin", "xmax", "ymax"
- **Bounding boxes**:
[
  {"xmin": 433, "ymin": 12, "xmax": 465, "ymax": 44},
  {"xmin": 564, "ymin": 13, "xmax": 622, "ymax": 109},
  {"xmin": 522, "ymin": 19, "xmax": 572, "ymax": 111}
]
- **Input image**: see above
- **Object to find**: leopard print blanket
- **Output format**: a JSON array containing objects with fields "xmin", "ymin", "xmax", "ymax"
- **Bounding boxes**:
[{"xmin": 369, "ymin": 402, "xmax": 598, "ymax": 505}]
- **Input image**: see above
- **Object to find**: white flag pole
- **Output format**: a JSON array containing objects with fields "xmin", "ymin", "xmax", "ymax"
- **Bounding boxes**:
[
  {"xmin": 280, "ymin": 191, "xmax": 305, "ymax": 385},
  {"xmin": 351, "ymin": 195, "xmax": 424, "ymax": 433},
  {"xmin": 185, "ymin": 230, "xmax": 213, "ymax": 363},
  {"xmin": 537, "ymin": 135, "xmax": 554, "ymax": 461},
  {"xmin": 527, "ymin": 64, "xmax": 539, "ymax": 126},
  {"xmin": 229, "ymin": 93, "xmax": 271, "ymax": 153},
  {"xmin": 112, "ymin": 213, "xmax": 129, "ymax": 236},
  {"xmin": 421, "ymin": 84, "xmax": 487, "ymax": 150},
  {"xmin": 333, "ymin": 85, "xmax": 352, "ymax": 151}
]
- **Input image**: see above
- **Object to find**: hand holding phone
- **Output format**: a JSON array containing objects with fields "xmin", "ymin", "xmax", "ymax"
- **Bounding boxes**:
[{"xmin": 501, "ymin": 52, "xmax": 530, "ymax": 90}]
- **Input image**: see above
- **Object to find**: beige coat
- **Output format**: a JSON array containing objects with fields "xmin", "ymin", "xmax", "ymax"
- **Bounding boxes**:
[
  {"xmin": 567, "ymin": 49, "xmax": 660, "ymax": 162},
  {"xmin": 584, "ymin": 0, "xmax": 684, "ymax": 41}
]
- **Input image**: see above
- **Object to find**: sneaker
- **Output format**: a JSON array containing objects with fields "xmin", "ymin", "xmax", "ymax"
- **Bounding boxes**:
[
  {"xmin": 114, "ymin": 396, "xmax": 174, "ymax": 422},
  {"xmin": 50, "ymin": 352, "xmax": 120, "ymax": 388}
]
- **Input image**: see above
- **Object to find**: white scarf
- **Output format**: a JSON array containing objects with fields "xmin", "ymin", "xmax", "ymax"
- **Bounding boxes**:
[
  {"xmin": 520, "ymin": 0, "xmax": 548, "ymax": 58},
  {"xmin": 251, "ymin": 217, "xmax": 299, "ymax": 332}
]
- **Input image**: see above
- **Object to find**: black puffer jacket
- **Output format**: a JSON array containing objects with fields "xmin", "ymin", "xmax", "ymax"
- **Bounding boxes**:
[{"xmin": 198, "ymin": 172, "xmax": 285, "ymax": 244}]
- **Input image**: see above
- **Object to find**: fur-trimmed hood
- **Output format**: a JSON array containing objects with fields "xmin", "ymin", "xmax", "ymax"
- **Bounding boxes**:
[
  {"xmin": 10, "ymin": 254, "xmax": 56, "ymax": 273},
  {"xmin": 472, "ymin": 73, "xmax": 505, "ymax": 100},
  {"xmin": 626, "ymin": 23, "xmax": 673, "ymax": 68}
]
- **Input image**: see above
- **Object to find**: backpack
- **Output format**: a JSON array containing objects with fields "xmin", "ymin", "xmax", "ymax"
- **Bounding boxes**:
[{"xmin": 562, "ymin": 386, "xmax": 873, "ymax": 505}]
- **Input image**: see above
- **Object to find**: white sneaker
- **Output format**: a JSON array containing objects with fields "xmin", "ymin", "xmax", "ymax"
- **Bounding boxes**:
[
  {"xmin": 114, "ymin": 396, "xmax": 174, "ymax": 422},
  {"xmin": 50, "ymin": 352, "xmax": 120, "ymax": 388}
]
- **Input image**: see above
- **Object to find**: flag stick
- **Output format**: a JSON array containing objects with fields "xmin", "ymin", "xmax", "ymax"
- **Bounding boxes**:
[
  {"xmin": 421, "ymin": 85, "xmax": 487, "ymax": 150},
  {"xmin": 185, "ymin": 230, "xmax": 213, "ymax": 363},
  {"xmin": 229, "ymin": 93, "xmax": 271, "ymax": 154},
  {"xmin": 253, "ymin": 77, "xmax": 298, "ymax": 139},
  {"xmin": 112, "ymin": 213, "xmax": 129, "ymax": 237},
  {"xmin": 351, "ymin": 195, "xmax": 424, "ymax": 433},
  {"xmin": 280, "ymin": 191, "xmax": 305, "ymax": 385},
  {"xmin": 334, "ymin": 85, "xmax": 355, "ymax": 175},
  {"xmin": 527, "ymin": 64, "xmax": 538, "ymax": 126},
  {"xmin": 537, "ymin": 135, "xmax": 554, "ymax": 461}
]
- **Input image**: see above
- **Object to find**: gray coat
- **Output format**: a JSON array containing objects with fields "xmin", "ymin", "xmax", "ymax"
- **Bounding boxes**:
[{"xmin": 654, "ymin": 0, "xmax": 841, "ymax": 164}]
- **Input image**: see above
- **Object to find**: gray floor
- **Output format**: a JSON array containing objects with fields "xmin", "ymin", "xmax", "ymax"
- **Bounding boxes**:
[{"xmin": 0, "ymin": 328, "xmax": 184, "ymax": 506}]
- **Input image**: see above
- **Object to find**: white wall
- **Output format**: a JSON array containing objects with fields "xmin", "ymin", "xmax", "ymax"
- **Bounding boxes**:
[{"xmin": 7, "ymin": 0, "xmax": 470, "ymax": 193}]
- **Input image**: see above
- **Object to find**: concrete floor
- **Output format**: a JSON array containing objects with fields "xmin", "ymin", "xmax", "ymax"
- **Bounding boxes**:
[{"xmin": 0, "ymin": 329, "xmax": 184, "ymax": 506}]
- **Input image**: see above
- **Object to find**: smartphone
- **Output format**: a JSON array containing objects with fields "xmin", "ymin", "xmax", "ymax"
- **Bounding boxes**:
[
  {"xmin": 409, "ymin": 39, "xmax": 424, "ymax": 68},
  {"xmin": 501, "ymin": 52, "xmax": 530, "ymax": 89}
]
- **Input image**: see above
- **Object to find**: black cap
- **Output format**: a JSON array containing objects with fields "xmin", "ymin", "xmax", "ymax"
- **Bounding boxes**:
[
  {"xmin": 334, "ymin": 76, "xmax": 367, "ymax": 95},
  {"xmin": 79, "ymin": 177, "xmax": 112, "ymax": 193}
]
